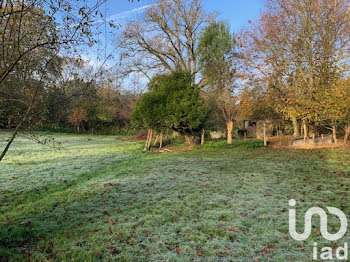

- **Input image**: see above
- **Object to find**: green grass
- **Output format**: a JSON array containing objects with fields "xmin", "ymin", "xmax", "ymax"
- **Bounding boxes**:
[
  {"xmin": 1, "ymin": 132, "xmax": 350, "ymax": 261},
  {"xmin": 203, "ymin": 139, "xmax": 265, "ymax": 149}
]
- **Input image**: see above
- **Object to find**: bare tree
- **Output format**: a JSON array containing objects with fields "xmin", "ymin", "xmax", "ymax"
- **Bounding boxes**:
[{"xmin": 118, "ymin": 0, "xmax": 213, "ymax": 79}]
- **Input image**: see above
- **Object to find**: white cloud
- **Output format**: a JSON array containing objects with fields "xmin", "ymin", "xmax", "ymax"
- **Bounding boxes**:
[{"xmin": 94, "ymin": 4, "xmax": 153, "ymax": 25}]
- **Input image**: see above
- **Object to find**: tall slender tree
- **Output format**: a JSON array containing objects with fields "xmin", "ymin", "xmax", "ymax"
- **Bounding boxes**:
[{"xmin": 198, "ymin": 21, "xmax": 237, "ymax": 144}]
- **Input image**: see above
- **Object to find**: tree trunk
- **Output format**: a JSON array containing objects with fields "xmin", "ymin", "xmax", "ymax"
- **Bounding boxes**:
[
  {"xmin": 201, "ymin": 128, "xmax": 205, "ymax": 145},
  {"xmin": 344, "ymin": 120, "xmax": 350, "ymax": 144},
  {"xmin": 144, "ymin": 128, "xmax": 153, "ymax": 151},
  {"xmin": 300, "ymin": 122, "xmax": 304, "ymax": 139},
  {"xmin": 184, "ymin": 135, "xmax": 194, "ymax": 146},
  {"xmin": 303, "ymin": 119, "xmax": 307, "ymax": 144},
  {"xmin": 148, "ymin": 129, "xmax": 153, "ymax": 149},
  {"xmin": 332, "ymin": 120, "xmax": 337, "ymax": 145},
  {"xmin": 263, "ymin": 122, "xmax": 267, "ymax": 146},
  {"xmin": 77, "ymin": 126, "xmax": 80, "ymax": 134},
  {"xmin": 227, "ymin": 121, "xmax": 233, "ymax": 145},
  {"xmin": 292, "ymin": 117, "xmax": 299, "ymax": 138},
  {"xmin": 0, "ymin": 130, "xmax": 18, "ymax": 162},
  {"xmin": 0, "ymin": 85, "xmax": 38, "ymax": 162},
  {"xmin": 172, "ymin": 131, "xmax": 181, "ymax": 139},
  {"xmin": 144, "ymin": 129, "xmax": 150, "ymax": 151},
  {"xmin": 159, "ymin": 130, "xmax": 163, "ymax": 149},
  {"xmin": 153, "ymin": 133, "xmax": 159, "ymax": 146}
]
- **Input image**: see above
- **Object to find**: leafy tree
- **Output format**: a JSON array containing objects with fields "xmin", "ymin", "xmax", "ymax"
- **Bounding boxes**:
[
  {"xmin": 132, "ymin": 90, "xmax": 166, "ymax": 150},
  {"xmin": 68, "ymin": 107, "xmax": 87, "ymax": 133},
  {"xmin": 198, "ymin": 21, "xmax": 237, "ymax": 144},
  {"xmin": 242, "ymin": 0, "xmax": 350, "ymax": 142},
  {"xmin": 132, "ymin": 70, "xmax": 207, "ymax": 149},
  {"xmin": 162, "ymin": 71, "xmax": 208, "ymax": 144}
]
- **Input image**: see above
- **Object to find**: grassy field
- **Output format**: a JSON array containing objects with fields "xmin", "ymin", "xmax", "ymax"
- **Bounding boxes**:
[{"xmin": 1, "ymin": 133, "xmax": 350, "ymax": 261}]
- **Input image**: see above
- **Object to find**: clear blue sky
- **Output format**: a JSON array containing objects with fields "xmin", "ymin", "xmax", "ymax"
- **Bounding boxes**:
[
  {"xmin": 104, "ymin": 0, "xmax": 264, "ymax": 33},
  {"xmin": 203, "ymin": 0, "xmax": 263, "ymax": 32}
]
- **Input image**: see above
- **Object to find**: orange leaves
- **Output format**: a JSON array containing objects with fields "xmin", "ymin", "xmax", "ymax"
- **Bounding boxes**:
[
  {"xmin": 108, "ymin": 218, "xmax": 117, "ymax": 225},
  {"xmin": 66, "ymin": 232, "xmax": 74, "ymax": 239},
  {"xmin": 228, "ymin": 226, "xmax": 245, "ymax": 232},
  {"xmin": 175, "ymin": 247, "xmax": 184, "ymax": 254},
  {"xmin": 67, "ymin": 107, "xmax": 87, "ymax": 126},
  {"xmin": 115, "ymin": 234, "xmax": 124, "ymax": 240},
  {"xmin": 103, "ymin": 183, "xmax": 120, "ymax": 188},
  {"xmin": 261, "ymin": 244, "xmax": 276, "ymax": 256},
  {"xmin": 107, "ymin": 245, "xmax": 119, "ymax": 256},
  {"xmin": 238, "ymin": 226, "xmax": 245, "ymax": 232}
]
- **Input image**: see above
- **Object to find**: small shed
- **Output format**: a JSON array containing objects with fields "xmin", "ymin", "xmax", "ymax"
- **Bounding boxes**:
[
  {"xmin": 244, "ymin": 120, "xmax": 257, "ymax": 137},
  {"xmin": 244, "ymin": 120, "xmax": 274, "ymax": 139}
]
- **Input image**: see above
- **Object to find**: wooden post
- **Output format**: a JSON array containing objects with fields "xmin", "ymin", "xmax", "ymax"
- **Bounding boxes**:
[
  {"xmin": 263, "ymin": 122, "xmax": 267, "ymax": 147},
  {"xmin": 303, "ymin": 120, "xmax": 307, "ymax": 144},
  {"xmin": 201, "ymin": 128, "xmax": 205, "ymax": 145}
]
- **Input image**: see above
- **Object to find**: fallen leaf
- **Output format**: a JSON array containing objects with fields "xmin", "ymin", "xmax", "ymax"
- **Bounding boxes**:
[
  {"xmin": 104, "ymin": 183, "xmax": 119, "ymax": 188},
  {"xmin": 262, "ymin": 249, "xmax": 269, "ymax": 255},
  {"xmin": 175, "ymin": 248, "xmax": 184, "ymax": 254},
  {"xmin": 94, "ymin": 250, "xmax": 102, "ymax": 259}
]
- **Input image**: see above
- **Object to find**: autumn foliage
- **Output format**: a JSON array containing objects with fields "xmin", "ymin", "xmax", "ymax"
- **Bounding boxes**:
[{"xmin": 68, "ymin": 107, "xmax": 87, "ymax": 132}]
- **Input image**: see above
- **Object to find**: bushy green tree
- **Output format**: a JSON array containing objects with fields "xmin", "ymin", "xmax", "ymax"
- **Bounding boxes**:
[
  {"xmin": 131, "ymin": 70, "xmax": 208, "ymax": 149},
  {"xmin": 161, "ymin": 71, "xmax": 207, "ymax": 137},
  {"xmin": 131, "ymin": 92, "xmax": 166, "ymax": 130},
  {"xmin": 198, "ymin": 22, "xmax": 235, "ymax": 87}
]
